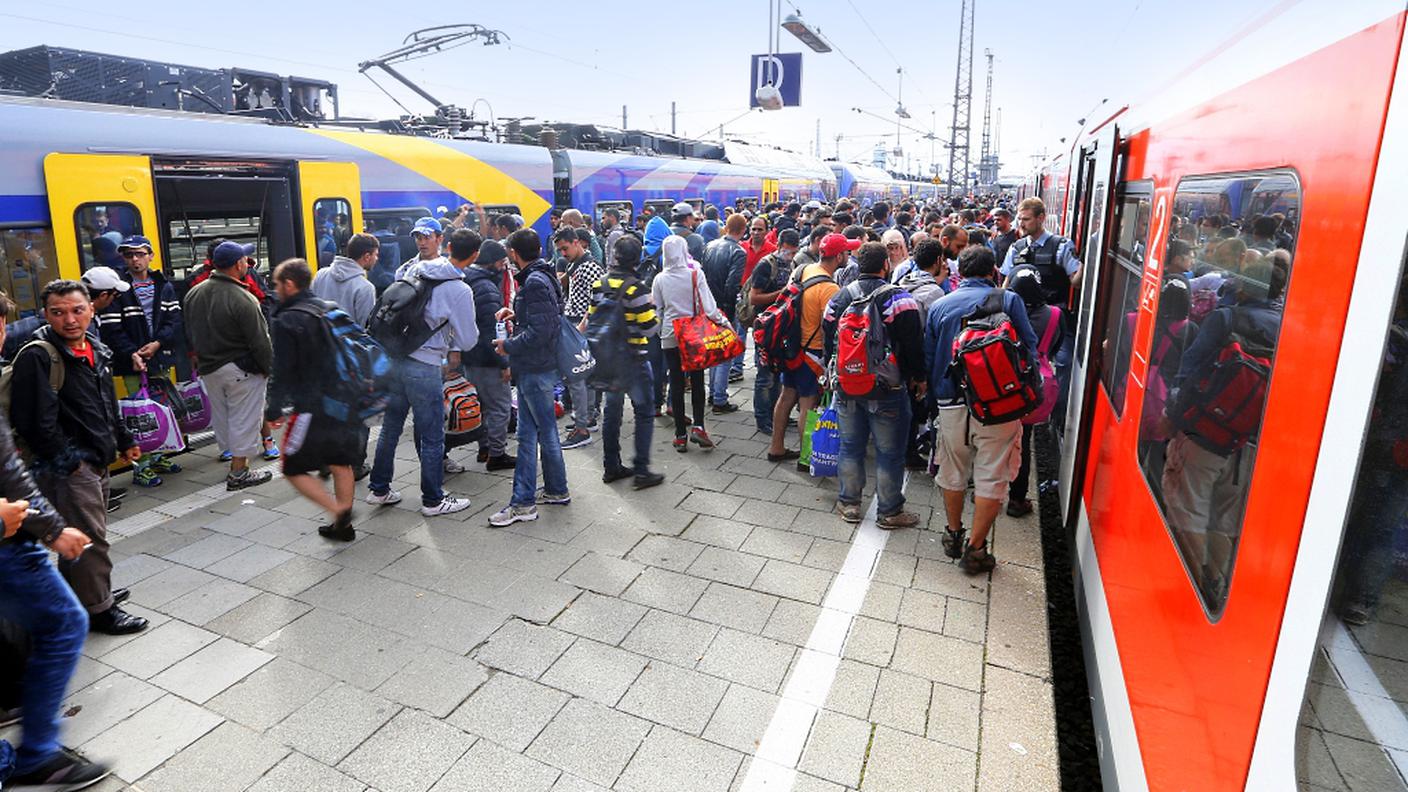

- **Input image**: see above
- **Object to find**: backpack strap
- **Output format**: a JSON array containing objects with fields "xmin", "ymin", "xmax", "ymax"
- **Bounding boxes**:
[{"xmin": 17, "ymin": 340, "xmax": 65, "ymax": 393}]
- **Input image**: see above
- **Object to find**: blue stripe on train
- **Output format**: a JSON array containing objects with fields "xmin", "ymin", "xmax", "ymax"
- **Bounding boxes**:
[{"xmin": 0, "ymin": 195, "xmax": 49, "ymax": 225}]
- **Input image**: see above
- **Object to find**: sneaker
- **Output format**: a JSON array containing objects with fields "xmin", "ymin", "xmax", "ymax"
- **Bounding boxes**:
[
  {"xmin": 603, "ymin": 466, "xmax": 634, "ymax": 484},
  {"xmin": 476, "ymin": 448, "xmax": 490, "ymax": 464},
  {"xmin": 6, "ymin": 748, "xmax": 111, "ymax": 790},
  {"xmin": 486, "ymin": 454, "xmax": 517, "ymax": 471},
  {"xmin": 960, "ymin": 542, "xmax": 997, "ymax": 575},
  {"xmin": 105, "ymin": 499, "xmax": 121, "ymax": 515},
  {"xmin": 422, "ymin": 496, "xmax": 472, "ymax": 517},
  {"xmin": 877, "ymin": 511, "xmax": 920, "ymax": 530},
  {"xmin": 711, "ymin": 402, "xmax": 739, "ymax": 414},
  {"xmin": 109, "ymin": 487, "xmax": 127, "ymax": 502},
  {"xmin": 689, "ymin": 427, "xmax": 715, "ymax": 449},
  {"xmin": 633, "ymin": 472, "xmax": 666, "ymax": 490},
  {"xmin": 728, "ymin": 370, "xmax": 745, "ymax": 383},
  {"xmin": 1006, "ymin": 498, "xmax": 1034, "ymax": 518},
  {"xmin": 586, "ymin": 420, "xmax": 601, "ymax": 433},
  {"xmin": 941, "ymin": 526, "xmax": 966, "ymax": 559},
  {"xmin": 561, "ymin": 428, "xmax": 593, "ymax": 449},
  {"xmin": 489, "ymin": 504, "xmax": 539, "ymax": 527},
  {"xmin": 261, "ymin": 436, "xmax": 281, "ymax": 460},
  {"xmin": 148, "ymin": 456, "xmax": 181, "ymax": 474},
  {"xmin": 536, "ymin": 490, "xmax": 572, "ymax": 506},
  {"xmin": 366, "ymin": 489, "xmax": 403, "ymax": 506},
  {"xmin": 226, "ymin": 468, "xmax": 273, "ymax": 491},
  {"xmin": 132, "ymin": 466, "xmax": 163, "ymax": 488},
  {"xmin": 673, "ymin": 436, "xmax": 688, "ymax": 453},
  {"xmin": 318, "ymin": 509, "xmax": 355, "ymax": 542},
  {"xmin": 218, "ymin": 449, "xmax": 233, "ymax": 462},
  {"xmin": 836, "ymin": 502, "xmax": 863, "ymax": 523},
  {"xmin": 443, "ymin": 457, "xmax": 466, "ymax": 475}
]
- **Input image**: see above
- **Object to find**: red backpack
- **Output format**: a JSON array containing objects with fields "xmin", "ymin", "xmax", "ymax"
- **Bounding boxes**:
[
  {"xmin": 1174, "ymin": 310, "xmax": 1273, "ymax": 453},
  {"xmin": 754, "ymin": 271, "xmax": 832, "ymax": 373},
  {"xmin": 831, "ymin": 283, "xmax": 902, "ymax": 399},
  {"xmin": 950, "ymin": 289, "xmax": 1043, "ymax": 425}
]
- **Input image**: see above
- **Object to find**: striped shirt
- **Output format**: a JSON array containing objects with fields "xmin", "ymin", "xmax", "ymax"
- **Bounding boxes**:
[{"xmin": 589, "ymin": 272, "xmax": 659, "ymax": 358}]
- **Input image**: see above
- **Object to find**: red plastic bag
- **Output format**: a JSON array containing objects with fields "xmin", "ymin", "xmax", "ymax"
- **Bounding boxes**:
[{"xmin": 674, "ymin": 270, "xmax": 744, "ymax": 372}]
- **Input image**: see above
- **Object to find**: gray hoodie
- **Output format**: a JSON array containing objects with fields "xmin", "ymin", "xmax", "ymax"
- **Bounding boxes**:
[
  {"xmin": 651, "ymin": 235, "xmax": 726, "ymax": 349},
  {"xmin": 310, "ymin": 256, "xmax": 376, "ymax": 326},
  {"xmin": 397, "ymin": 259, "xmax": 479, "ymax": 368},
  {"xmin": 897, "ymin": 268, "xmax": 947, "ymax": 312}
]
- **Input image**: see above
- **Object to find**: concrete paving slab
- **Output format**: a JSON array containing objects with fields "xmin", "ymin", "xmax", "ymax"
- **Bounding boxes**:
[
  {"xmin": 617, "ymin": 660, "xmax": 729, "ymax": 735},
  {"xmin": 473, "ymin": 618, "xmax": 576, "ymax": 678},
  {"xmin": 338, "ymin": 708, "xmax": 474, "ymax": 792},
  {"xmin": 526, "ymin": 698, "xmax": 650, "ymax": 787},
  {"xmin": 136, "ymin": 720, "xmax": 288, "ymax": 792},
  {"xmin": 149, "ymin": 636, "xmax": 273, "ymax": 703},
  {"xmin": 539, "ymin": 639, "xmax": 648, "ymax": 706},
  {"xmin": 430, "ymin": 739, "xmax": 558, "ymax": 792},
  {"xmin": 81, "ymin": 693, "xmax": 222, "ymax": 782},
  {"xmin": 207, "ymin": 657, "xmax": 336, "ymax": 732},
  {"xmin": 447, "ymin": 672, "xmax": 569, "ymax": 753},
  {"xmin": 616, "ymin": 726, "xmax": 743, "ymax": 792},
  {"xmin": 247, "ymin": 751, "xmax": 369, "ymax": 792},
  {"xmin": 267, "ymin": 682, "xmax": 399, "ymax": 765}
]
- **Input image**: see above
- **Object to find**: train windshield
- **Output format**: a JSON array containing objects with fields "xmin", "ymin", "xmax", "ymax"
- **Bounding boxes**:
[
  {"xmin": 1138, "ymin": 172, "xmax": 1298, "ymax": 618},
  {"xmin": 1296, "ymin": 262, "xmax": 1408, "ymax": 790}
]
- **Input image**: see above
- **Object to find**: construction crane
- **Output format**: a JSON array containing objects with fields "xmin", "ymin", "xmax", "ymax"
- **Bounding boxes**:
[
  {"xmin": 945, "ymin": 0, "xmax": 975, "ymax": 197},
  {"xmin": 978, "ymin": 49, "xmax": 999, "ymax": 189}
]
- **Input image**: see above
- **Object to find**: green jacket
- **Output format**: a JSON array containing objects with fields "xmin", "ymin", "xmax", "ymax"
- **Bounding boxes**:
[{"xmin": 183, "ymin": 271, "xmax": 274, "ymax": 376}]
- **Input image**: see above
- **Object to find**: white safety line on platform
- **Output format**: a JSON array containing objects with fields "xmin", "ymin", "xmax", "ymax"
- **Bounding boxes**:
[
  {"xmin": 737, "ymin": 476, "xmax": 902, "ymax": 791},
  {"xmin": 1326, "ymin": 620, "xmax": 1408, "ymax": 780}
]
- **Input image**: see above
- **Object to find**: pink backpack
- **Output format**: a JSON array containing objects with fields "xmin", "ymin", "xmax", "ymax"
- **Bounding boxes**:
[
  {"xmin": 1021, "ymin": 306, "xmax": 1063, "ymax": 426},
  {"xmin": 1141, "ymin": 319, "xmax": 1190, "ymax": 440}
]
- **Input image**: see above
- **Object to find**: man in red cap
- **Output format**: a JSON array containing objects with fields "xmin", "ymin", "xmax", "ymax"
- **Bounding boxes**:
[{"xmin": 765, "ymin": 233, "xmax": 859, "ymax": 465}]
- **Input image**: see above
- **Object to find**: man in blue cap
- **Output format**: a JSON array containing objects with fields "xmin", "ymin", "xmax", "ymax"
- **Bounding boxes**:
[
  {"xmin": 396, "ymin": 217, "xmax": 446, "ymax": 279},
  {"xmin": 183, "ymin": 241, "xmax": 275, "ymax": 491}
]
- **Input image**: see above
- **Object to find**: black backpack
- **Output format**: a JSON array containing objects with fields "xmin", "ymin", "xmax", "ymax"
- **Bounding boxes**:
[
  {"xmin": 585, "ymin": 277, "xmax": 634, "ymax": 392},
  {"xmin": 366, "ymin": 273, "xmax": 447, "ymax": 358}
]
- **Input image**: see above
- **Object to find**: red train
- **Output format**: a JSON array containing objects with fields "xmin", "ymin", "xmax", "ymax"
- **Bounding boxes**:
[{"xmin": 1030, "ymin": 2, "xmax": 1408, "ymax": 789}]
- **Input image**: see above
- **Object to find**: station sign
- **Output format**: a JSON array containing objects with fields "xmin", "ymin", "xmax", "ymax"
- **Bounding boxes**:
[{"xmin": 750, "ymin": 53, "xmax": 803, "ymax": 108}]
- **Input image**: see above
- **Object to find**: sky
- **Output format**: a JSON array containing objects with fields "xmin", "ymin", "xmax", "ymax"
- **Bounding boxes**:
[{"xmin": 2, "ymin": 0, "xmax": 1284, "ymax": 179}]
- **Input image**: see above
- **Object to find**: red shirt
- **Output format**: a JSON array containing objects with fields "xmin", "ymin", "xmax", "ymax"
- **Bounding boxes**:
[
  {"xmin": 741, "ymin": 239, "xmax": 777, "ymax": 284},
  {"xmin": 70, "ymin": 341, "xmax": 94, "ymax": 368}
]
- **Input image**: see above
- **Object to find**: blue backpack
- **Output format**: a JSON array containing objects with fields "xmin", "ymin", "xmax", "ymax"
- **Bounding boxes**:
[{"xmin": 290, "ymin": 299, "xmax": 392, "ymax": 422}]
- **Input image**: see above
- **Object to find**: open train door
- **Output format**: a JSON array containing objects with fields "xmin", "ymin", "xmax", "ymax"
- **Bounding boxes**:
[
  {"xmin": 44, "ymin": 153, "xmax": 162, "ymax": 277},
  {"xmin": 1057, "ymin": 123, "xmax": 1121, "ymax": 530},
  {"xmin": 296, "ymin": 161, "xmax": 363, "ymax": 271}
]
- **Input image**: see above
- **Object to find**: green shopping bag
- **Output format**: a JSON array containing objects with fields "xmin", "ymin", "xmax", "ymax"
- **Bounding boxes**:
[{"xmin": 799, "ymin": 406, "xmax": 820, "ymax": 466}]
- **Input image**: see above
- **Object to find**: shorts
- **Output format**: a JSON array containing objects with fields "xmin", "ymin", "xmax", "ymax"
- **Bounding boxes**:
[
  {"xmin": 934, "ymin": 405, "xmax": 1023, "ymax": 501},
  {"xmin": 781, "ymin": 356, "xmax": 822, "ymax": 399},
  {"xmin": 281, "ymin": 413, "xmax": 361, "ymax": 476}
]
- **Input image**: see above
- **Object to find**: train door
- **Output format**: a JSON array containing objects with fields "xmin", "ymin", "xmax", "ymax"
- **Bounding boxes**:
[
  {"xmin": 1058, "ymin": 124, "xmax": 1121, "ymax": 527},
  {"xmin": 297, "ymin": 162, "xmax": 363, "ymax": 271},
  {"xmin": 762, "ymin": 178, "xmax": 780, "ymax": 205},
  {"xmin": 44, "ymin": 153, "xmax": 164, "ymax": 277}
]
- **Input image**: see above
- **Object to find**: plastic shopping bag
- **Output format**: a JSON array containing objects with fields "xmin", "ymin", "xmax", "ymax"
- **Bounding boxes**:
[
  {"xmin": 174, "ymin": 375, "xmax": 212, "ymax": 433},
  {"xmin": 808, "ymin": 404, "xmax": 840, "ymax": 478},
  {"xmin": 799, "ymin": 407, "xmax": 820, "ymax": 466},
  {"xmin": 119, "ymin": 375, "xmax": 185, "ymax": 454}
]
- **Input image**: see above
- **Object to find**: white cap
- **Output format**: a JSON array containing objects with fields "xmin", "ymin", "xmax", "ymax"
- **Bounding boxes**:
[{"xmin": 81, "ymin": 266, "xmax": 131, "ymax": 293}]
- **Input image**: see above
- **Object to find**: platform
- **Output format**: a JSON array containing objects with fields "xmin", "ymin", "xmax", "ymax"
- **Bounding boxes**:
[{"xmin": 7, "ymin": 379, "xmax": 1062, "ymax": 792}]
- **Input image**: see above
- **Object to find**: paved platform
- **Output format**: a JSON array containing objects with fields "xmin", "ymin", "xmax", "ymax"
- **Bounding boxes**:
[{"xmin": 6, "ymin": 377, "xmax": 1061, "ymax": 792}]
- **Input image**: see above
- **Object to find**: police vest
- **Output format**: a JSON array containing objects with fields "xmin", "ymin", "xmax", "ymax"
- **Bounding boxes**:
[{"xmin": 1012, "ymin": 235, "xmax": 1072, "ymax": 307}]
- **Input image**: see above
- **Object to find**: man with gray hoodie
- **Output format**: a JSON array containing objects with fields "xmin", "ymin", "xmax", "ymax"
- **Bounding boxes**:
[
  {"xmin": 365, "ymin": 228, "xmax": 480, "ymax": 517},
  {"xmin": 311, "ymin": 233, "xmax": 379, "ymax": 326}
]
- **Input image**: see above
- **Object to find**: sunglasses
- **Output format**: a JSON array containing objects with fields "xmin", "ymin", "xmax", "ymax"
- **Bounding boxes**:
[{"xmin": 120, "ymin": 251, "xmax": 150, "ymax": 258}]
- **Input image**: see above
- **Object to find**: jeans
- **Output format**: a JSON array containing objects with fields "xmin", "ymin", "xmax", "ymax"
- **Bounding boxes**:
[
  {"xmin": 465, "ymin": 365, "xmax": 511, "ymax": 457},
  {"xmin": 371, "ymin": 358, "xmax": 446, "ymax": 507},
  {"xmin": 836, "ymin": 391, "xmax": 911, "ymax": 517},
  {"xmin": 513, "ymin": 370, "xmax": 569, "ymax": 506},
  {"xmin": 0, "ymin": 541, "xmax": 88, "ymax": 775},
  {"xmin": 603, "ymin": 361, "xmax": 655, "ymax": 474},
  {"xmin": 709, "ymin": 359, "xmax": 732, "ymax": 406},
  {"xmin": 568, "ymin": 378, "xmax": 598, "ymax": 429},
  {"xmin": 753, "ymin": 348, "xmax": 780, "ymax": 432},
  {"xmin": 730, "ymin": 318, "xmax": 746, "ymax": 376},
  {"xmin": 648, "ymin": 335, "xmax": 666, "ymax": 409}
]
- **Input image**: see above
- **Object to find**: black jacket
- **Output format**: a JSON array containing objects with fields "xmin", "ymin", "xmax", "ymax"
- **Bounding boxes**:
[
  {"xmin": 265, "ymin": 291, "xmax": 332, "ymax": 421},
  {"xmin": 10, "ymin": 325, "xmax": 134, "ymax": 475},
  {"xmin": 0, "ymin": 409, "xmax": 65, "ymax": 545},
  {"xmin": 505, "ymin": 259, "xmax": 563, "ymax": 375},
  {"xmin": 98, "ymin": 268, "xmax": 183, "ymax": 375},
  {"xmin": 702, "ymin": 236, "xmax": 747, "ymax": 321},
  {"xmin": 463, "ymin": 265, "xmax": 508, "ymax": 369}
]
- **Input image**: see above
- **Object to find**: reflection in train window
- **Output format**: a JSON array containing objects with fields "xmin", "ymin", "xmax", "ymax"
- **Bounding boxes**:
[
  {"xmin": 312, "ymin": 198, "xmax": 352, "ymax": 267},
  {"xmin": 165, "ymin": 214, "xmax": 269, "ymax": 284},
  {"xmin": 1096, "ymin": 185, "xmax": 1152, "ymax": 417},
  {"xmin": 1139, "ymin": 171, "xmax": 1299, "ymax": 618},
  {"xmin": 74, "ymin": 203, "xmax": 141, "ymax": 273},
  {"xmin": 1296, "ymin": 264, "xmax": 1408, "ymax": 791},
  {"xmin": 0, "ymin": 227, "xmax": 59, "ymax": 319},
  {"xmin": 642, "ymin": 199, "xmax": 676, "ymax": 220},
  {"xmin": 595, "ymin": 201, "xmax": 633, "ymax": 230}
]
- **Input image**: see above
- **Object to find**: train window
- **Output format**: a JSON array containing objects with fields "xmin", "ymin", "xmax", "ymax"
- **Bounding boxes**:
[
  {"xmin": 1096, "ymin": 186, "xmax": 1152, "ymax": 417},
  {"xmin": 595, "ymin": 201, "xmax": 632, "ymax": 229},
  {"xmin": 1139, "ymin": 171, "xmax": 1299, "ymax": 618},
  {"xmin": 0, "ymin": 227, "xmax": 60, "ymax": 319},
  {"xmin": 642, "ymin": 199, "xmax": 676, "ymax": 221},
  {"xmin": 312, "ymin": 198, "xmax": 352, "ymax": 266},
  {"xmin": 1295, "ymin": 260, "xmax": 1408, "ymax": 791},
  {"xmin": 74, "ymin": 203, "xmax": 141, "ymax": 273}
]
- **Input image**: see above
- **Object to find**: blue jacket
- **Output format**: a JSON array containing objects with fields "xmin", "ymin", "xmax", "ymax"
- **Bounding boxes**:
[
  {"xmin": 505, "ymin": 258, "xmax": 562, "ymax": 375},
  {"xmin": 923, "ymin": 278, "xmax": 1038, "ymax": 403},
  {"xmin": 1173, "ymin": 299, "xmax": 1281, "ymax": 391},
  {"xmin": 463, "ymin": 265, "xmax": 508, "ymax": 369},
  {"xmin": 99, "ymin": 268, "xmax": 182, "ymax": 375}
]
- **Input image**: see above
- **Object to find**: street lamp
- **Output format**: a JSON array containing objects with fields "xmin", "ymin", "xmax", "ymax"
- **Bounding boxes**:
[{"xmin": 782, "ymin": 14, "xmax": 831, "ymax": 53}]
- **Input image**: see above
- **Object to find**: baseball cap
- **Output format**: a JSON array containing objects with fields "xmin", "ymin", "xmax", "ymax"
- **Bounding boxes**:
[
  {"xmin": 819, "ymin": 233, "xmax": 863, "ymax": 258},
  {"xmin": 804, "ymin": 200, "xmax": 822, "ymax": 211},
  {"xmin": 411, "ymin": 217, "xmax": 444, "ymax": 237},
  {"xmin": 117, "ymin": 235, "xmax": 153, "ymax": 252},
  {"xmin": 478, "ymin": 239, "xmax": 508, "ymax": 267},
  {"xmin": 671, "ymin": 202, "xmax": 697, "ymax": 219},
  {"xmin": 212, "ymin": 240, "xmax": 256, "ymax": 268},
  {"xmin": 81, "ymin": 266, "xmax": 131, "ymax": 293}
]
